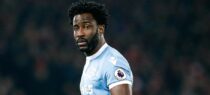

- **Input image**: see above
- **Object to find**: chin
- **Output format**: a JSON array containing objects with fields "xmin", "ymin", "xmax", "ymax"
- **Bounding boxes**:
[{"xmin": 79, "ymin": 47, "xmax": 89, "ymax": 52}]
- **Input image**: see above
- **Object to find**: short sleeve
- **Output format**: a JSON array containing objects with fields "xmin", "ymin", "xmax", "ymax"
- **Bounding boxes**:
[{"xmin": 105, "ymin": 62, "xmax": 133, "ymax": 89}]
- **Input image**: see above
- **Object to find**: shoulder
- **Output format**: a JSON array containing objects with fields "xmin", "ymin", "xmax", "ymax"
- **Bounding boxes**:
[
  {"xmin": 102, "ymin": 45, "xmax": 132, "ymax": 79},
  {"xmin": 102, "ymin": 46, "xmax": 133, "ymax": 89},
  {"xmin": 104, "ymin": 46, "xmax": 130, "ymax": 69}
]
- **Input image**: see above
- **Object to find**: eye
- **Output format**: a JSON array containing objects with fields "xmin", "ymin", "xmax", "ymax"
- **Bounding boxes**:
[
  {"xmin": 73, "ymin": 25, "xmax": 79, "ymax": 31},
  {"xmin": 84, "ymin": 24, "xmax": 90, "ymax": 29}
]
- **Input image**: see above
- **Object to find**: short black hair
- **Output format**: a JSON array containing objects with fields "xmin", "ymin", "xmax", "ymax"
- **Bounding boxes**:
[{"xmin": 68, "ymin": 1, "xmax": 109, "ymax": 28}]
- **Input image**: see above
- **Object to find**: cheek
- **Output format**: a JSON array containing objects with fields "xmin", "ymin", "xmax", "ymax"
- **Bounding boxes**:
[
  {"xmin": 87, "ymin": 30, "xmax": 97, "ymax": 40},
  {"xmin": 73, "ymin": 32, "xmax": 77, "ymax": 40}
]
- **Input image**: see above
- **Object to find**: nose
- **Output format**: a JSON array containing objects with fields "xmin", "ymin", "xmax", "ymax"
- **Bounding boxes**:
[{"xmin": 75, "ymin": 27, "xmax": 85, "ymax": 37}]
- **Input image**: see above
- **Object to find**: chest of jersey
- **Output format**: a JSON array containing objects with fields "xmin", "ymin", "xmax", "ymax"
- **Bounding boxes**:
[{"xmin": 80, "ymin": 60, "xmax": 109, "ymax": 95}]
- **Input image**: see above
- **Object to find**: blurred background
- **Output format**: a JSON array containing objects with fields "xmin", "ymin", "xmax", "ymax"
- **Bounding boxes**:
[{"xmin": 0, "ymin": 0, "xmax": 210, "ymax": 95}]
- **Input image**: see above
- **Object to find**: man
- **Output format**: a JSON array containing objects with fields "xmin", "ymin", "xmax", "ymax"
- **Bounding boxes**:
[{"xmin": 68, "ymin": 1, "xmax": 133, "ymax": 95}]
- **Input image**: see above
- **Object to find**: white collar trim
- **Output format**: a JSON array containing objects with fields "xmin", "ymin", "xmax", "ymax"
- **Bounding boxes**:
[{"xmin": 86, "ymin": 43, "xmax": 108, "ymax": 60}]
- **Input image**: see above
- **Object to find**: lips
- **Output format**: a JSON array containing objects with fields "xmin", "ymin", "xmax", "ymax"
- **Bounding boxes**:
[
  {"xmin": 76, "ymin": 38, "xmax": 88, "ymax": 47},
  {"xmin": 78, "ymin": 41, "xmax": 87, "ymax": 46}
]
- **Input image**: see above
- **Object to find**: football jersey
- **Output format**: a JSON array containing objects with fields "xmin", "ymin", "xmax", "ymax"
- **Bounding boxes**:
[{"xmin": 80, "ymin": 43, "xmax": 133, "ymax": 95}]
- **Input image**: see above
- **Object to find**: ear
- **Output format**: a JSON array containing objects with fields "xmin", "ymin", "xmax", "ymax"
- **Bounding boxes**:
[{"xmin": 97, "ymin": 25, "xmax": 105, "ymax": 34}]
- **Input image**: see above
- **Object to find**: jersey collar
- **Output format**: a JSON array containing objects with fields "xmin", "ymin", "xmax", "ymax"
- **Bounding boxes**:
[{"xmin": 86, "ymin": 43, "xmax": 108, "ymax": 60}]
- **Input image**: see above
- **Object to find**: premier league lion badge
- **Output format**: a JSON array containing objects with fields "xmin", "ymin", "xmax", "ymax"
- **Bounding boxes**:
[{"xmin": 114, "ymin": 68, "xmax": 126, "ymax": 80}]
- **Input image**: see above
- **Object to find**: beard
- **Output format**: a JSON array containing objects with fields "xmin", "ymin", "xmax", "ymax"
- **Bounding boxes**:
[{"xmin": 76, "ymin": 31, "xmax": 99, "ymax": 54}]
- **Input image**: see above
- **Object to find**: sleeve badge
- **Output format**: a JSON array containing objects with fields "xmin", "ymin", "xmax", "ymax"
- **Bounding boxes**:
[{"xmin": 114, "ymin": 68, "xmax": 126, "ymax": 80}]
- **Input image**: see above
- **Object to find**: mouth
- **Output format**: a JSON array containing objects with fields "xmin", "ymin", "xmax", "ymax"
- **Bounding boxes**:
[
  {"xmin": 77, "ymin": 41, "xmax": 87, "ymax": 46},
  {"xmin": 76, "ymin": 38, "xmax": 88, "ymax": 48}
]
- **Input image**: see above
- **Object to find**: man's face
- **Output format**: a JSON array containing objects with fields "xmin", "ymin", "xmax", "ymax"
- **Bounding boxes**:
[{"xmin": 73, "ymin": 13, "xmax": 99, "ymax": 53}]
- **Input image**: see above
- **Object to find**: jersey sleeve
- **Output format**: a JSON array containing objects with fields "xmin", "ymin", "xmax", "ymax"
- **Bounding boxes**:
[{"xmin": 105, "ymin": 57, "xmax": 133, "ymax": 89}]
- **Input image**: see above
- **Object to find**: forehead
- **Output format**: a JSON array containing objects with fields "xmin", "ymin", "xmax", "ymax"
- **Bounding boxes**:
[{"xmin": 73, "ymin": 13, "xmax": 95, "ymax": 24}]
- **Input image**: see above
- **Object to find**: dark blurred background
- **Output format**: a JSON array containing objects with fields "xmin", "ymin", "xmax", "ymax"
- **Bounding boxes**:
[{"xmin": 0, "ymin": 0, "xmax": 210, "ymax": 95}]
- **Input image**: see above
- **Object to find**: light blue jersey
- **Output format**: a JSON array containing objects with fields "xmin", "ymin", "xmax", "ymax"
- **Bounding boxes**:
[{"xmin": 80, "ymin": 43, "xmax": 133, "ymax": 95}]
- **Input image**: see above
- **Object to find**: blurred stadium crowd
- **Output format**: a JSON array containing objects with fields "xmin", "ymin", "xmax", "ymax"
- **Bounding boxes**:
[{"xmin": 0, "ymin": 0, "xmax": 210, "ymax": 95}]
